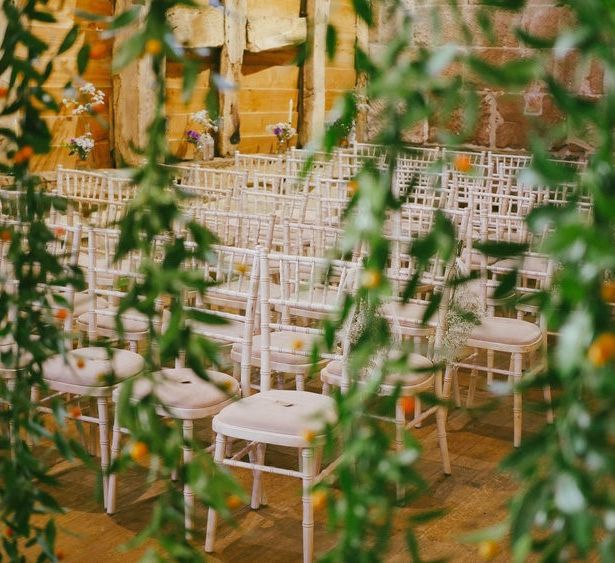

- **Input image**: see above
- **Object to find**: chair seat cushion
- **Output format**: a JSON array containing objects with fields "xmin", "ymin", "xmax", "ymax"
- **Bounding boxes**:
[
  {"xmin": 122, "ymin": 368, "xmax": 238, "ymax": 413},
  {"xmin": 496, "ymin": 254, "xmax": 549, "ymax": 274},
  {"xmin": 322, "ymin": 354, "xmax": 433, "ymax": 391},
  {"xmin": 77, "ymin": 308, "xmax": 149, "ymax": 333},
  {"xmin": 213, "ymin": 390, "xmax": 336, "ymax": 447},
  {"xmin": 382, "ymin": 301, "xmax": 433, "ymax": 327},
  {"xmin": 468, "ymin": 317, "xmax": 543, "ymax": 348},
  {"xmin": 43, "ymin": 347, "xmax": 144, "ymax": 387},
  {"xmin": 191, "ymin": 319, "xmax": 246, "ymax": 343},
  {"xmin": 72, "ymin": 291, "xmax": 108, "ymax": 318},
  {"xmin": 231, "ymin": 331, "xmax": 321, "ymax": 368}
]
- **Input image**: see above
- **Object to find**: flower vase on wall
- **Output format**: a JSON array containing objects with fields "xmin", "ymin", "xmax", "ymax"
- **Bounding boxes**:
[
  {"xmin": 200, "ymin": 134, "xmax": 215, "ymax": 161},
  {"xmin": 276, "ymin": 138, "xmax": 288, "ymax": 155}
]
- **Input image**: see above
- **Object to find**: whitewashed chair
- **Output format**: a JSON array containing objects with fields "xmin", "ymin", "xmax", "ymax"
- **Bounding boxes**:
[
  {"xmin": 320, "ymin": 255, "xmax": 457, "ymax": 476},
  {"xmin": 74, "ymin": 228, "xmax": 167, "ymax": 352},
  {"xmin": 205, "ymin": 250, "xmax": 354, "ymax": 562},
  {"xmin": 234, "ymin": 152, "xmax": 284, "ymax": 186},
  {"xmin": 191, "ymin": 208, "xmax": 276, "ymax": 251},
  {"xmin": 168, "ymin": 164, "xmax": 247, "ymax": 193},
  {"xmin": 35, "ymin": 227, "xmax": 145, "ymax": 508},
  {"xmin": 187, "ymin": 245, "xmax": 261, "ymax": 397},
  {"xmin": 282, "ymin": 220, "xmax": 349, "ymax": 259},
  {"xmin": 252, "ymin": 171, "xmax": 311, "ymax": 195},
  {"xmin": 106, "ymin": 369, "xmax": 239, "ymax": 536},
  {"xmin": 447, "ymin": 211, "xmax": 553, "ymax": 447}
]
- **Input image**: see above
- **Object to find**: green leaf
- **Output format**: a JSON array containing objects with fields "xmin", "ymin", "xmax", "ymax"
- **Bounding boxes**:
[
  {"xmin": 326, "ymin": 24, "xmax": 337, "ymax": 61},
  {"xmin": 57, "ymin": 25, "xmax": 79, "ymax": 55},
  {"xmin": 474, "ymin": 241, "xmax": 529, "ymax": 258},
  {"xmin": 77, "ymin": 43, "xmax": 90, "ymax": 75},
  {"xmin": 112, "ymin": 32, "xmax": 146, "ymax": 73}
]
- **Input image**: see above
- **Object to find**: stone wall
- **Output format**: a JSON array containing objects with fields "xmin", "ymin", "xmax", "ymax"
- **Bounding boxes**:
[{"xmin": 368, "ymin": 1, "xmax": 600, "ymax": 154}]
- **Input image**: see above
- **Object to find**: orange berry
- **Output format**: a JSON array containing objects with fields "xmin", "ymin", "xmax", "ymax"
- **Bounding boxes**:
[
  {"xmin": 348, "ymin": 179, "xmax": 359, "ymax": 195},
  {"xmin": 54, "ymin": 227, "xmax": 66, "ymax": 238},
  {"xmin": 454, "ymin": 154, "xmax": 473, "ymax": 173},
  {"xmin": 361, "ymin": 269, "xmax": 382, "ymax": 289},
  {"xmin": 4, "ymin": 527, "xmax": 14, "ymax": 537},
  {"xmin": 302, "ymin": 429, "xmax": 316, "ymax": 443},
  {"xmin": 130, "ymin": 441, "xmax": 149, "ymax": 463},
  {"xmin": 0, "ymin": 229, "xmax": 11, "ymax": 242},
  {"xmin": 14, "ymin": 145, "xmax": 34, "ymax": 165},
  {"xmin": 0, "ymin": 87, "xmax": 8, "ymax": 98},
  {"xmin": 478, "ymin": 540, "xmax": 500, "ymax": 560},
  {"xmin": 588, "ymin": 332, "xmax": 615, "ymax": 367},
  {"xmin": 88, "ymin": 41, "xmax": 109, "ymax": 60},
  {"xmin": 55, "ymin": 548, "xmax": 65, "ymax": 561},
  {"xmin": 291, "ymin": 338, "xmax": 304, "ymax": 351},
  {"xmin": 145, "ymin": 39, "xmax": 163, "ymax": 56},
  {"xmin": 225, "ymin": 494, "xmax": 242, "ymax": 509},
  {"xmin": 55, "ymin": 308, "xmax": 68, "ymax": 321},
  {"xmin": 601, "ymin": 280, "xmax": 615, "ymax": 303},
  {"xmin": 75, "ymin": 357, "xmax": 86, "ymax": 369},
  {"xmin": 312, "ymin": 490, "xmax": 327, "ymax": 510},
  {"xmin": 68, "ymin": 405, "xmax": 81, "ymax": 418},
  {"xmin": 400, "ymin": 396, "xmax": 415, "ymax": 416}
]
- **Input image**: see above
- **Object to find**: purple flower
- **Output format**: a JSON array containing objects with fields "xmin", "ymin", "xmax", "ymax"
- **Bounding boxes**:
[
  {"xmin": 273, "ymin": 127, "xmax": 282, "ymax": 136},
  {"xmin": 186, "ymin": 129, "xmax": 201, "ymax": 143}
]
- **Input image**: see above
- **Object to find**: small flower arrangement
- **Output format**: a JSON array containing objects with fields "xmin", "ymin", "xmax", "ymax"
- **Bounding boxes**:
[
  {"xmin": 62, "ymin": 82, "xmax": 105, "ymax": 115},
  {"xmin": 65, "ymin": 132, "xmax": 95, "ymax": 161},
  {"xmin": 268, "ymin": 122, "xmax": 296, "ymax": 143},
  {"xmin": 190, "ymin": 110, "xmax": 218, "ymax": 134}
]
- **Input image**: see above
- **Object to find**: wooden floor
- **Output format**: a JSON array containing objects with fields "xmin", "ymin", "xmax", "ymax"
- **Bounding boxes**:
[{"xmin": 31, "ymin": 375, "xmax": 545, "ymax": 562}]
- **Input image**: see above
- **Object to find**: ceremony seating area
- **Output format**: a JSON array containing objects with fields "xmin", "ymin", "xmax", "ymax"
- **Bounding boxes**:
[{"xmin": 0, "ymin": 143, "xmax": 586, "ymax": 560}]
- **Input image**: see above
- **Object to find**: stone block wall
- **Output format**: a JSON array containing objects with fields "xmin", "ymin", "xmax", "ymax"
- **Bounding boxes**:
[{"xmin": 368, "ymin": 1, "xmax": 601, "ymax": 154}]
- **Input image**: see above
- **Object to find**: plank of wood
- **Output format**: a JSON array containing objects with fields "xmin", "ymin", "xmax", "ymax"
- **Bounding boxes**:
[
  {"xmin": 299, "ymin": 0, "xmax": 330, "ymax": 146},
  {"xmin": 246, "ymin": 16, "xmax": 306, "ymax": 53},
  {"xmin": 218, "ymin": 0, "xmax": 248, "ymax": 156},
  {"xmin": 112, "ymin": 0, "xmax": 159, "ymax": 165},
  {"xmin": 168, "ymin": 3, "xmax": 225, "ymax": 48},
  {"xmin": 355, "ymin": 8, "xmax": 369, "ymax": 142}
]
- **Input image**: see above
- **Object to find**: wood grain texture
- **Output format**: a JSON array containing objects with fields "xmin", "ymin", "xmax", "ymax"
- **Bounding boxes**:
[
  {"xmin": 31, "ymin": 0, "xmax": 113, "ymax": 172},
  {"xmin": 218, "ymin": 0, "xmax": 248, "ymax": 156},
  {"xmin": 299, "ymin": 0, "xmax": 330, "ymax": 146},
  {"xmin": 26, "ymin": 371, "xmax": 544, "ymax": 562}
]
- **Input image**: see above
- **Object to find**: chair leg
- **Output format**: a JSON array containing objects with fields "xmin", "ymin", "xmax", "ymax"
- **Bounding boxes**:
[
  {"xmin": 513, "ymin": 353, "xmax": 523, "ymax": 448},
  {"xmin": 107, "ymin": 406, "xmax": 122, "ymax": 515},
  {"xmin": 205, "ymin": 433, "xmax": 227, "ymax": 553},
  {"xmin": 183, "ymin": 420, "xmax": 194, "ymax": 540},
  {"xmin": 97, "ymin": 397, "xmax": 110, "ymax": 509},
  {"xmin": 452, "ymin": 368, "xmax": 461, "ymax": 407},
  {"xmin": 413, "ymin": 396, "xmax": 423, "ymax": 428},
  {"xmin": 436, "ymin": 403, "xmax": 452, "ymax": 475},
  {"xmin": 296, "ymin": 374, "xmax": 305, "ymax": 391},
  {"xmin": 322, "ymin": 382, "xmax": 330, "ymax": 396},
  {"xmin": 301, "ymin": 448, "xmax": 315, "ymax": 563},
  {"xmin": 486, "ymin": 349, "xmax": 495, "ymax": 386},
  {"xmin": 466, "ymin": 349, "xmax": 479, "ymax": 407},
  {"xmin": 250, "ymin": 443, "xmax": 266, "ymax": 509},
  {"xmin": 129, "ymin": 340, "xmax": 137, "ymax": 353},
  {"xmin": 27, "ymin": 386, "xmax": 40, "ymax": 448},
  {"xmin": 7, "ymin": 379, "xmax": 15, "ymax": 453},
  {"xmin": 395, "ymin": 400, "xmax": 405, "ymax": 501},
  {"xmin": 543, "ymin": 385, "xmax": 554, "ymax": 423},
  {"xmin": 88, "ymin": 398, "xmax": 98, "ymax": 456}
]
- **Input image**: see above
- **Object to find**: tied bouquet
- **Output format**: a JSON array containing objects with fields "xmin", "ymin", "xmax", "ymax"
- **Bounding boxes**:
[
  {"xmin": 62, "ymin": 82, "xmax": 105, "ymax": 115},
  {"xmin": 185, "ymin": 109, "xmax": 218, "ymax": 159},
  {"xmin": 65, "ymin": 132, "xmax": 95, "ymax": 161},
  {"xmin": 268, "ymin": 122, "xmax": 296, "ymax": 142}
]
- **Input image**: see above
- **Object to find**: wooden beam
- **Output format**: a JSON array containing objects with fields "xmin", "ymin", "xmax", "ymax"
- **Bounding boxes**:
[
  {"xmin": 112, "ymin": 0, "xmax": 158, "ymax": 166},
  {"xmin": 298, "ymin": 0, "xmax": 330, "ymax": 147},
  {"xmin": 355, "ymin": 11, "xmax": 369, "ymax": 142},
  {"xmin": 167, "ymin": 3, "xmax": 225, "ymax": 49},
  {"xmin": 246, "ymin": 16, "xmax": 307, "ymax": 53},
  {"xmin": 217, "ymin": 0, "xmax": 247, "ymax": 156}
]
